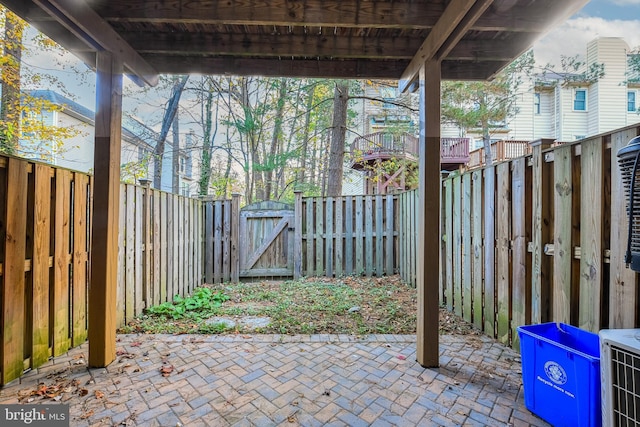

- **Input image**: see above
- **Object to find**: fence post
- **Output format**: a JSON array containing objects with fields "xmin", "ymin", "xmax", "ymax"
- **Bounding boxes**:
[
  {"xmin": 530, "ymin": 138, "xmax": 554, "ymax": 324},
  {"xmin": 230, "ymin": 193, "xmax": 241, "ymax": 283},
  {"xmin": 294, "ymin": 191, "xmax": 303, "ymax": 279}
]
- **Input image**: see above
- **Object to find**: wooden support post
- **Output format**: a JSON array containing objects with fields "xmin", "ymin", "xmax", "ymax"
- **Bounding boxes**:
[
  {"xmin": 89, "ymin": 51, "xmax": 123, "ymax": 367},
  {"xmin": 416, "ymin": 61, "xmax": 441, "ymax": 368}
]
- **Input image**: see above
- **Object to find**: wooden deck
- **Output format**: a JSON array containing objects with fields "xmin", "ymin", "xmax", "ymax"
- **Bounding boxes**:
[{"xmin": 350, "ymin": 132, "xmax": 471, "ymax": 172}]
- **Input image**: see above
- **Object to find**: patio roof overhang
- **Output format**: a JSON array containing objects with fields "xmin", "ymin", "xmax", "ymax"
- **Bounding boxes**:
[
  {"xmin": 5, "ymin": 0, "xmax": 586, "ymax": 84},
  {"xmin": 1, "ymin": 0, "xmax": 588, "ymax": 370}
]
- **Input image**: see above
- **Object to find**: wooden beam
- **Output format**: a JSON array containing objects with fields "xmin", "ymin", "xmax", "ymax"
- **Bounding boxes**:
[
  {"xmin": 95, "ymin": 0, "xmax": 445, "ymax": 29},
  {"xmin": 416, "ymin": 60, "xmax": 441, "ymax": 368},
  {"xmin": 128, "ymin": 32, "xmax": 419, "ymax": 60},
  {"xmin": 88, "ymin": 51, "xmax": 123, "ymax": 368},
  {"xmin": 144, "ymin": 55, "xmax": 411, "ymax": 79},
  {"xmin": 399, "ymin": 0, "xmax": 490, "ymax": 92},
  {"xmin": 32, "ymin": 0, "xmax": 158, "ymax": 86}
]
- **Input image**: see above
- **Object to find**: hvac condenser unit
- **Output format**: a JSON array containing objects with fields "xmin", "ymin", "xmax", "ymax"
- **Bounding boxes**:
[
  {"xmin": 617, "ymin": 135, "xmax": 640, "ymax": 271},
  {"xmin": 600, "ymin": 329, "xmax": 640, "ymax": 426}
]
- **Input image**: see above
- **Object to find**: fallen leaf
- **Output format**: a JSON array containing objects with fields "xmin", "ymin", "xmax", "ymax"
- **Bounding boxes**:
[
  {"xmin": 397, "ymin": 354, "xmax": 407, "ymax": 360},
  {"xmin": 116, "ymin": 349, "xmax": 128, "ymax": 356},
  {"xmin": 131, "ymin": 342, "xmax": 142, "ymax": 347},
  {"xmin": 80, "ymin": 410, "xmax": 94, "ymax": 420},
  {"xmin": 79, "ymin": 388, "xmax": 89, "ymax": 397},
  {"xmin": 160, "ymin": 365, "xmax": 174, "ymax": 377},
  {"xmin": 95, "ymin": 390, "xmax": 105, "ymax": 399}
]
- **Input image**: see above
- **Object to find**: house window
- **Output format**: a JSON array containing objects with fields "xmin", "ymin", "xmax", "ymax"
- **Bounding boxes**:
[
  {"xmin": 573, "ymin": 89, "xmax": 587, "ymax": 111},
  {"xmin": 629, "ymin": 91, "xmax": 637, "ymax": 112},
  {"xmin": 534, "ymin": 93, "xmax": 541, "ymax": 115},
  {"xmin": 137, "ymin": 146, "xmax": 148, "ymax": 162},
  {"xmin": 179, "ymin": 157, "xmax": 186, "ymax": 174}
]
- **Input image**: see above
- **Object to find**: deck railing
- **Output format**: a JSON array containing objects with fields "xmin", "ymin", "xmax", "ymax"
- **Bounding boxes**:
[
  {"xmin": 467, "ymin": 139, "xmax": 532, "ymax": 168},
  {"xmin": 350, "ymin": 132, "xmax": 470, "ymax": 165}
]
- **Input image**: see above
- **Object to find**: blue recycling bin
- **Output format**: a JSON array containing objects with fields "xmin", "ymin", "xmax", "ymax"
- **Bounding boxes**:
[{"xmin": 517, "ymin": 323, "xmax": 601, "ymax": 427}]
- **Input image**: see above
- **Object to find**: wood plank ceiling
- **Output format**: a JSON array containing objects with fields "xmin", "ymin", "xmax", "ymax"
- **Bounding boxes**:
[{"xmin": 4, "ymin": 0, "xmax": 588, "ymax": 85}]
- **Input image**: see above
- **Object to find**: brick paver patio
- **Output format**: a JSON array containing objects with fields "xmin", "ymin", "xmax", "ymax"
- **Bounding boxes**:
[{"xmin": 0, "ymin": 334, "xmax": 549, "ymax": 426}]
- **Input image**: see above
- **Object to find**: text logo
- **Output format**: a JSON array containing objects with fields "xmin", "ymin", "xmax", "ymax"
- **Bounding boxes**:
[
  {"xmin": 544, "ymin": 361, "xmax": 568, "ymax": 385},
  {"xmin": 1, "ymin": 405, "xmax": 68, "ymax": 426}
]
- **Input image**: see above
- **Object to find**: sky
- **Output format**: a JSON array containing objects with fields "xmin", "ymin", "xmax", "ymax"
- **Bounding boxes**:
[
  {"xmin": 20, "ymin": 0, "xmax": 640, "ymax": 114},
  {"xmin": 534, "ymin": 0, "xmax": 640, "ymax": 66}
]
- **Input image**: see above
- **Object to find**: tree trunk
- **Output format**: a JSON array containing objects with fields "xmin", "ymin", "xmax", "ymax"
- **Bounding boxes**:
[
  {"xmin": 482, "ymin": 119, "xmax": 493, "ymax": 166},
  {"xmin": 297, "ymin": 84, "xmax": 315, "ymax": 190},
  {"xmin": 0, "ymin": 12, "xmax": 24, "ymax": 153},
  {"xmin": 199, "ymin": 88, "xmax": 214, "ymax": 196},
  {"xmin": 326, "ymin": 82, "xmax": 349, "ymax": 197},
  {"xmin": 171, "ymin": 110, "xmax": 180, "ymax": 194},
  {"xmin": 153, "ymin": 75, "xmax": 189, "ymax": 189},
  {"xmin": 264, "ymin": 78, "xmax": 287, "ymax": 200}
]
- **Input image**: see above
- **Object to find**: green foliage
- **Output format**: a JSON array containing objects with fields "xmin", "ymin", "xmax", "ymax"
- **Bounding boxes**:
[
  {"xmin": 441, "ymin": 50, "xmax": 534, "ymax": 136},
  {"xmin": 147, "ymin": 287, "xmax": 230, "ymax": 320}
]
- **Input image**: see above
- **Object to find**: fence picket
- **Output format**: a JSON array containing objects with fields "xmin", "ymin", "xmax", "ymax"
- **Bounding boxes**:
[
  {"xmin": 134, "ymin": 186, "xmax": 143, "ymax": 316},
  {"xmin": 355, "ymin": 196, "xmax": 364, "ymax": 274},
  {"xmin": 484, "ymin": 166, "xmax": 496, "ymax": 338},
  {"xmin": 335, "ymin": 197, "xmax": 343, "ymax": 276},
  {"xmin": 53, "ymin": 169, "xmax": 71, "ymax": 356},
  {"xmin": 462, "ymin": 173, "xmax": 472, "ymax": 323},
  {"xmin": 326, "ymin": 197, "xmax": 334, "ymax": 277},
  {"xmin": 496, "ymin": 162, "xmax": 511, "ymax": 345},
  {"xmin": 553, "ymin": 145, "xmax": 573, "ymax": 323},
  {"xmin": 610, "ymin": 129, "xmax": 639, "ymax": 328},
  {"xmin": 579, "ymin": 138, "xmax": 604, "ymax": 331},
  {"xmin": 511, "ymin": 158, "xmax": 529, "ymax": 349},
  {"xmin": 152, "ymin": 191, "xmax": 161, "ymax": 306},
  {"xmin": 345, "ymin": 196, "xmax": 353, "ymax": 274},
  {"xmin": 471, "ymin": 171, "xmax": 483, "ymax": 330},
  {"xmin": 444, "ymin": 181, "xmax": 453, "ymax": 311},
  {"xmin": 375, "ymin": 195, "xmax": 383, "ymax": 275},
  {"xmin": 214, "ymin": 201, "xmax": 223, "ymax": 283},
  {"xmin": 160, "ymin": 192, "xmax": 168, "ymax": 303},
  {"xmin": 2, "ymin": 159, "xmax": 28, "ymax": 384},
  {"xmin": 316, "ymin": 198, "xmax": 324, "ymax": 276},
  {"xmin": 386, "ymin": 194, "xmax": 394, "ymax": 275},
  {"xmin": 32, "ymin": 164, "xmax": 51, "ymax": 367},
  {"xmin": 304, "ymin": 198, "xmax": 313, "ymax": 276},
  {"xmin": 72, "ymin": 173, "xmax": 89, "ymax": 346},
  {"xmin": 365, "ymin": 197, "xmax": 374, "ymax": 276},
  {"xmin": 452, "ymin": 176, "xmax": 462, "ymax": 317},
  {"xmin": 117, "ymin": 184, "xmax": 126, "ymax": 327},
  {"xmin": 125, "ymin": 186, "xmax": 135, "ymax": 321}
]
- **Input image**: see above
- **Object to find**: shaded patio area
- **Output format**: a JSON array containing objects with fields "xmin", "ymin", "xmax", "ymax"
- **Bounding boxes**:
[{"xmin": 0, "ymin": 334, "xmax": 548, "ymax": 426}]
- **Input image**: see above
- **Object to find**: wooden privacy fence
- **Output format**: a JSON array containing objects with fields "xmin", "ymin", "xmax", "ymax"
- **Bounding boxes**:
[
  {"xmin": 201, "ymin": 192, "xmax": 419, "ymax": 284},
  {"xmin": 441, "ymin": 124, "xmax": 640, "ymax": 350},
  {"xmin": 117, "ymin": 183, "xmax": 204, "ymax": 328},
  {"xmin": 295, "ymin": 193, "xmax": 406, "ymax": 279},
  {"xmin": 0, "ymin": 157, "xmax": 92, "ymax": 385},
  {"xmin": 203, "ymin": 195, "xmax": 240, "ymax": 284}
]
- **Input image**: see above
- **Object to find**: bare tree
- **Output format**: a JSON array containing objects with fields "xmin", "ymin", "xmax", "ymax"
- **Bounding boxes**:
[
  {"xmin": 153, "ymin": 75, "xmax": 189, "ymax": 189},
  {"xmin": 326, "ymin": 82, "xmax": 349, "ymax": 197}
]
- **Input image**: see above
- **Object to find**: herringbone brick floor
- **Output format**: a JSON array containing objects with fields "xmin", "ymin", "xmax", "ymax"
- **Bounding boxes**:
[{"xmin": 0, "ymin": 334, "xmax": 550, "ymax": 426}]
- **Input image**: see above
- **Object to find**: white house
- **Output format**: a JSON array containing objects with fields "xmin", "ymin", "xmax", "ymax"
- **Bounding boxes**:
[
  {"xmin": 457, "ymin": 37, "xmax": 640, "ymax": 144},
  {"xmin": 20, "ymin": 90, "xmax": 197, "ymax": 195}
]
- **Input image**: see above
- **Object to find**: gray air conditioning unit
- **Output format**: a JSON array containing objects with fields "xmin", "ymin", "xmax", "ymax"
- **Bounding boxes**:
[
  {"xmin": 617, "ymin": 135, "xmax": 640, "ymax": 271},
  {"xmin": 599, "ymin": 329, "xmax": 640, "ymax": 427}
]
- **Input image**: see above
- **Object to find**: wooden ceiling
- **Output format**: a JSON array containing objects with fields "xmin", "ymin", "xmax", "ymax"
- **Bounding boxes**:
[{"xmin": 3, "ymin": 0, "xmax": 588, "ymax": 87}]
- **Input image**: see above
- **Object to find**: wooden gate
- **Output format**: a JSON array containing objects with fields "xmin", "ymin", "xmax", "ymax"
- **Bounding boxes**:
[{"xmin": 239, "ymin": 201, "xmax": 294, "ymax": 278}]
